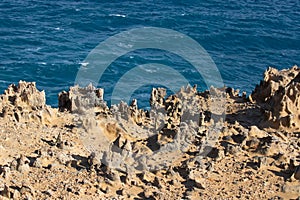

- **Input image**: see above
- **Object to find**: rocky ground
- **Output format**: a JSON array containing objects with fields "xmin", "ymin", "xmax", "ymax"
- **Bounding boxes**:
[{"xmin": 0, "ymin": 66, "xmax": 299, "ymax": 200}]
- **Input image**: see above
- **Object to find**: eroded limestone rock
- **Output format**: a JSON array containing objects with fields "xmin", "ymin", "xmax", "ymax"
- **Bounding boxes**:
[
  {"xmin": 150, "ymin": 87, "xmax": 166, "ymax": 107},
  {"xmin": 1, "ymin": 81, "xmax": 46, "ymax": 109},
  {"xmin": 0, "ymin": 66, "xmax": 298, "ymax": 199},
  {"xmin": 0, "ymin": 81, "xmax": 53, "ymax": 124},
  {"xmin": 58, "ymin": 84, "xmax": 106, "ymax": 113},
  {"xmin": 250, "ymin": 66, "xmax": 300, "ymax": 131}
]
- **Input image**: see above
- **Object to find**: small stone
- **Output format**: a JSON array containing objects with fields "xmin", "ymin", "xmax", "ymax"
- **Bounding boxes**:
[
  {"xmin": 16, "ymin": 155, "xmax": 30, "ymax": 173},
  {"xmin": 55, "ymin": 133, "xmax": 64, "ymax": 149},
  {"xmin": 1, "ymin": 166, "xmax": 11, "ymax": 179},
  {"xmin": 87, "ymin": 152, "xmax": 97, "ymax": 166},
  {"xmin": 189, "ymin": 170, "xmax": 206, "ymax": 189},
  {"xmin": 216, "ymin": 148, "xmax": 225, "ymax": 161},
  {"xmin": 144, "ymin": 190, "xmax": 152, "ymax": 198},
  {"xmin": 12, "ymin": 189, "xmax": 21, "ymax": 199},
  {"xmin": 194, "ymin": 177, "xmax": 206, "ymax": 189},
  {"xmin": 150, "ymin": 88, "xmax": 166, "ymax": 107},
  {"xmin": 32, "ymin": 158, "xmax": 42, "ymax": 168},
  {"xmin": 58, "ymin": 84, "xmax": 107, "ymax": 113},
  {"xmin": 0, "ymin": 185, "xmax": 11, "ymax": 198},
  {"xmin": 282, "ymin": 184, "xmax": 300, "ymax": 194},
  {"xmin": 10, "ymin": 159, "xmax": 18, "ymax": 171},
  {"xmin": 57, "ymin": 153, "xmax": 71, "ymax": 165},
  {"xmin": 142, "ymin": 172, "xmax": 155, "ymax": 183},
  {"xmin": 0, "ymin": 179, "xmax": 5, "ymax": 191},
  {"xmin": 253, "ymin": 156, "xmax": 270, "ymax": 168},
  {"xmin": 225, "ymin": 143, "xmax": 241, "ymax": 155},
  {"xmin": 249, "ymin": 126, "xmax": 268, "ymax": 138},
  {"xmin": 245, "ymin": 138, "xmax": 260, "ymax": 150}
]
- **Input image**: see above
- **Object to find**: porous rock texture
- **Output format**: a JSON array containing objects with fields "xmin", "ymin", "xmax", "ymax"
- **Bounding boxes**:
[
  {"xmin": 0, "ymin": 81, "xmax": 54, "ymax": 125},
  {"xmin": 250, "ymin": 65, "xmax": 300, "ymax": 131},
  {"xmin": 0, "ymin": 66, "xmax": 299, "ymax": 199},
  {"xmin": 58, "ymin": 84, "xmax": 106, "ymax": 113}
]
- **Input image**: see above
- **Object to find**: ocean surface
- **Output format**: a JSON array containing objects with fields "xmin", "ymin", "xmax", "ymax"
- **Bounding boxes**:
[{"xmin": 0, "ymin": 0, "xmax": 299, "ymax": 107}]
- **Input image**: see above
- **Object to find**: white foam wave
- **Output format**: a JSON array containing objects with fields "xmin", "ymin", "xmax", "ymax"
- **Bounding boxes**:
[
  {"xmin": 109, "ymin": 14, "xmax": 126, "ymax": 18},
  {"xmin": 79, "ymin": 62, "xmax": 89, "ymax": 67}
]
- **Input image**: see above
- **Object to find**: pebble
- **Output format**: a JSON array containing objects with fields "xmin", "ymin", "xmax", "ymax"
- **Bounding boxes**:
[{"xmin": 16, "ymin": 155, "xmax": 30, "ymax": 173}]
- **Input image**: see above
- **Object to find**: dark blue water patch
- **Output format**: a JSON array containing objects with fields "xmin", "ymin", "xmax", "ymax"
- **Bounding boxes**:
[
  {"xmin": 98, "ymin": 48, "xmax": 208, "ymax": 107},
  {"xmin": 0, "ymin": 0, "xmax": 299, "ymax": 107}
]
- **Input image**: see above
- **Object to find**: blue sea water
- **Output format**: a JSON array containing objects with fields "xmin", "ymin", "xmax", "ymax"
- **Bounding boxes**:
[{"xmin": 0, "ymin": 0, "xmax": 299, "ymax": 107}]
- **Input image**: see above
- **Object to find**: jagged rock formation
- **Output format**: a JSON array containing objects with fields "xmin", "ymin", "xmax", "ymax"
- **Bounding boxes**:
[
  {"xmin": 150, "ymin": 87, "xmax": 166, "ymax": 107},
  {"xmin": 74, "ymin": 84, "xmax": 225, "ymax": 173},
  {"xmin": 2, "ymin": 81, "xmax": 46, "ymax": 109},
  {"xmin": 164, "ymin": 94, "xmax": 182, "ymax": 129},
  {"xmin": 0, "ymin": 81, "xmax": 53, "ymax": 125},
  {"xmin": 58, "ymin": 84, "xmax": 106, "ymax": 113},
  {"xmin": 250, "ymin": 66, "xmax": 300, "ymax": 131},
  {"xmin": 0, "ymin": 66, "xmax": 299, "ymax": 199}
]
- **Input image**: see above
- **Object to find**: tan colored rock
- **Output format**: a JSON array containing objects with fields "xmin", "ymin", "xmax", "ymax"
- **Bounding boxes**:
[
  {"xmin": 251, "ymin": 66, "xmax": 300, "ymax": 131},
  {"xmin": 0, "ymin": 184, "xmax": 10, "ymax": 199},
  {"xmin": 16, "ymin": 155, "xmax": 30, "ymax": 173},
  {"xmin": 0, "ymin": 81, "xmax": 55, "ymax": 125},
  {"xmin": 1, "ymin": 81, "xmax": 46, "ymax": 109},
  {"xmin": 32, "ymin": 158, "xmax": 42, "ymax": 168},
  {"xmin": 129, "ymin": 99, "xmax": 148, "ymax": 125},
  {"xmin": 0, "ymin": 67, "xmax": 299, "ymax": 199},
  {"xmin": 150, "ymin": 87, "xmax": 166, "ymax": 107},
  {"xmin": 165, "ymin": 94, "xmax": 182, "ymax": 129},
  {"xmin": 189, "ymin": 170, "xmax": 206, "ymax": 189},
  {"xmin": 58, "ymin": 84, "xmax": 106, "ymax": 113},
  {"xmin": 20, "ymin": 184, "xmax": 35, "ymax": 199},
  {"xmin": 249, "ymin": 126, "xmax": 268, "ymax": 138}
]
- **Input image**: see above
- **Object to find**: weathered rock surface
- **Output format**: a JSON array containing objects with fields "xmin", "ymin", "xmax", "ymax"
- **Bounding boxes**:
[
  {"xmin": 0, "ymin": 81, "xmax": 54, "ymax": 125},
  {"xmin": 1, "ymin": 80, "xmax": 46, "ymax": 109},
  {"xmin": 251, "ymin": 65, "xmax": 300, "ymax": 131},
  {"xmin": 0, "ymin": 66, "xmax": 299, "ymax": 199},
  {"xmin": 58, "ymin": 84, "xmax": 106, "ymax": 113}
]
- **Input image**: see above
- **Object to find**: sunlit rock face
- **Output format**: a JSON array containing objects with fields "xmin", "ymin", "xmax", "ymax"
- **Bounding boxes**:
[{"xmin": 250, "ymin": 66, "xmax": 300, "ymax": 131}]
